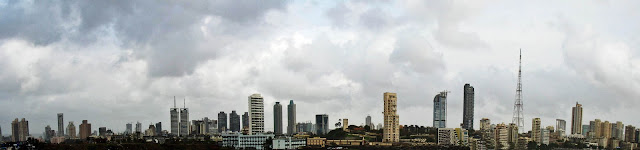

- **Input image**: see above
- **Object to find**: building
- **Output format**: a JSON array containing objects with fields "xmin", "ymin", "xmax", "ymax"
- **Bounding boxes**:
[
  {"xmin": 307, "ymin": 137, "xmax": 327, "ymax": 147},
  {"xmin": 494, "ymin": 123, "xmax": 509, "ymax": 149},
  {"xmin": 170, "ymin": 97, "xmax": 179, "ymax": 136},
  {"xmin": 242, "ymin": 112, "xmax": 249, "ymax": 131},
  {"xmin": 592, "ymin": 119, "xmax": 602, "ymax": 138},
  {"xmin": 230, "ymin": 111, "xmax": 241, "ymax": 132},
  {"xmin": 556, "ymin": 119, "xmax": 566, "ymax": 136},
  {"xmin": 67, "ymin": 121, "xmax": 76, "ymax": 138},
  {"xmin": 480, "ymin": 118, "xmax": 491, "ymax": 131},
  {"xmin": 135, "ymin": 122, "xmax": 142, "ymax": 133},
  {"xmin": 155, "ymin": 122, "xmax": 162, "ymax": 136},
  {"xmin": 383, "ymin": 92, "xmax": 400, "ymax": 143},
  {"xmin": 456, "ymin": 128, "xmax": 469, "ymax": 146},
  {"xmin": 145, "ymin": 125, "xmax": 156, "ymax": 136},
  {"xmin": 438, "ymin": 128, "xmax": 457, "ymax": 145},
  {"xmin": 221, "ymin": 132, "xmax": 275, "ymax": 150},
  {"xmin": 508, "ymin": 123, "xmax": 519, "ymax": 147},
  {"xmin": 79, "ymin": 120, "xmax": 91, "ymax": 139},
  {"xmin": 44, "ymin": 125, "xmax": 54, "ymax": 142},
  {"xmin": 179, "ymin": 99, "xmax": 190, "ymax": 136},
  {"xmin": 602, "ymin": 121, "xmax": 611, "ymax": 139},
  {"xmin": 274, "ymin": 102, "xmax": 283, "ymax": 135},
  {"xmin": 541, "ymin": 128, "xmax": 550, "ymax": 145},
  {"xmin": 57, "ymin": 113, "xmax": 64, "ymax": 137},
  {"xmin": 463, "ymin": 84, "xmax": 474, "ymax": 130},
  {"xmin": 125, "ymin": 123, "xmax": 132, "ymax": 134},
  {"xmin": 249, "ymin": 94, "xmax": 265, "ymax": 134},
  {"xmin": 582, "ymin": 125, "xmax": 589, "ymax": 136},
  {"xmin": 532, "ymin": 118, "xmax": 541, "ymax": 144},
  {"xmin": 316, "ymin": 114, "xmax": 329, "ymax": 135},
  {"xmin": 366, "ymin": 115, "xmax": 373, "ymax": 128},
  {"xmin": 273, "ymin": 137, "xmax": 306, "ymax": 150},
  {"xmin": 571, "ymin": 102, "xmax": 583, "ymax": 135},
  {"xmin": 342, "ymin": 119, "xmax": 349, "ymax": 131},
  {"xmin": 614, "ymin": 121, "xmax": 623, "ymax": 140},
  {"xmin": 625, "ymin": 125, "xmax": 635, "ymax": 142},
  {"xmin": 296, "ymin": 122, "xmax": 313, "ymax": 133},
  {"xmin": 11, "ymin": 118, "xmax": 29, "ymax": 142},
  {"xmin": 433, "ymin": 91, "xmax": 447, "ymax": 128},
  {"xmin": 98, "ymin": 127, "xmax": 107, "ymax": 137},
  {"xmin": 287, "ymin": 100, "xmax": 296, "ymax": 135},
  {"xmin": 218, "ymin": 111, "xmax": 228, "ymax": 132}
]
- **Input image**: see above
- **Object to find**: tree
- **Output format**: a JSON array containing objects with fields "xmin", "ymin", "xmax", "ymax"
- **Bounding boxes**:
[{"xmin": 263, "ymin": 137, "xmax": 273, "ymax": 150}]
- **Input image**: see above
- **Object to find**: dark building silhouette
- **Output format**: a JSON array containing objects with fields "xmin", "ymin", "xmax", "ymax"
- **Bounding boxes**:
[
  {"xmin": 287, "ymin": 100, "xmax": 296, "ymax": 135},
  {"xmin": 315, "ymin": 114, "xmax": 329, "ymax": 135},
  {"xmin": 230, "ymin": 110, "xmax": 241, "ymax": 132},
  {"xmin": 274, "ymin": 102, "xmax": 283, "ymax": 135},
  {"xmin": 218, "ymin": 111, "xmax": 228, "ymax": 132},
  {"xmin": 242, "ymin": 112, "xmax": 249, "ymax": 130},
  {"xmin": 463, "ymin": 83, "xmax": 474, "ymax": 130}
]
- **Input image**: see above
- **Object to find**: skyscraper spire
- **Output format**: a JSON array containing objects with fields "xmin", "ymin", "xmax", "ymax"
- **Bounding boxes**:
[
  {"xmin": 174, "ymin": 96, "xmax": 176, "ymax": 108},
  {"xmin": 183, "ymin": 98, "xmax": 186, "ymax": 108},
  {"xmin": 512, "ymin": 49, "xmax": 525, "ymax": 133}
]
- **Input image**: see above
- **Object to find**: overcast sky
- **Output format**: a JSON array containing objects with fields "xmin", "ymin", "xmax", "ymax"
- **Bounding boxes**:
[{"xmin": 1, "ymin": 0, "xmax": 639, "ymax": 135}]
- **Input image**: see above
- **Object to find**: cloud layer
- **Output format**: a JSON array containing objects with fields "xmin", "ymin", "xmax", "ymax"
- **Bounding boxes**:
[{"xmin": 0, "ymin": 0, "xmax": 639, "ymax": 134}]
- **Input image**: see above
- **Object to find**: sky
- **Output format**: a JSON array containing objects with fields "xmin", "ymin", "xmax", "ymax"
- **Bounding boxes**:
[{"xmin": 0, "ymin": 0, "xmax": 639, "ymax": 135}]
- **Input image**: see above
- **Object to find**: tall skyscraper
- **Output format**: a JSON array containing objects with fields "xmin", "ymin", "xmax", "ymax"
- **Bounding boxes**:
[
  {"xmin": 57, "ymin": 113, "xmax": 64, "ymax": 137},
  {"xmin": 44, "ymin": 125, "xmax": 54, "ymax": 141},
  {"xmin": 512, "ymin": 49, "xmax": 525, "ymax": 133},
  {"xmin": 155, "ymin": 122, "xmax": 162, "ymax": 135},
  {"xmin": 287, "ymin": 100, "xmax": 296, "ymax": 135},
  {"xmin": 433, "ymin": 91, "xmax": 447, "ymax": 128},
  {"xmin": 571, "ymin": 102, "xmax": 582, "ymax": 135},
  {"xmin": 67, "ymin": 121, "xmax": 76, "ymax": 138},
  {"xmin": 242, "ymin": 112, "xmax": 249, "ymax": 130},
  {"xmin": 532, "ymin": 118, "xmax": 541, "ymax": 144},
  {"xmin": 170, "ymin": 97, "xmax": 179, "ymax": 136},
  {"xmin": 248, "ymin": 94, "xmax": 265, "ymax": 134},
  {"xmin": 11, "ymin": 118, "xmax": 29, "ymax": 142},
  {"xmin": 593, "ymin": 119, "xmax": 602, "ymax": 138},
  {"xmin": 274, "ymin": 102, "xmax": 283, "ymax": 135},
  {"xmin": 136, "ymin": 122, "xmax": 142, "ymax": 133},
  {"xmin": 383, "ymin": 92, "xmax": 399, "ymax": 143},
  {"xmin": 508, "ymin": 123, "xmax": 519, "ymax": 146},
  {"xmin": 218, "ymin": 111, "xmax": 228, "ymax": 132},
  {"xmin": 463, "ymin": 84, "xmax": 474, "ymax": 130},
  {"xmin": 79, "ymin": 120, "xmax": 91, "ymax": 139},
  {"xmin": 556, "ymin": 119, "xmax": 566, "ymax": 136},
  {"xmin": 315, "ymin": 114, "xmax": 329, "ymax": 135},
  {"xmin": 366, "ymin": 115, "xmax": 373, "ymax": 128},
  {"xmin": 230, "ymin": 110, "xmax": 241, "ymax": 132},
  {"xmin": 126, "ymin": 123, "xmax": 132, "ymax": 134},
  {"xmin": 180, "ymin": 98, "xmax": 189, "ymax": 136}
]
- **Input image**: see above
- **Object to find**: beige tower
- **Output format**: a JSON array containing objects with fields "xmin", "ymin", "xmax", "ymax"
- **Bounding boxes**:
[
  {"xmin": 602, "ymin": 121, "xmax": 611, "ymax": 139},
  {"xmin": 532, "ymin": 118, "xmax": 541, "ymax": 144},
  {"xmin": 383, "ymin": 92, "xmax": 399, "ymax": 143},
  {"xmin": 571, "ymin": 102, "xmax": 583, "ymax": 135}
]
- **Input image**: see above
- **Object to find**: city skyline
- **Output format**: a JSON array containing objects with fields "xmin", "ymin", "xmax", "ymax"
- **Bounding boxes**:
[{"xmin": 1, "ymin": 0, "xmax": 640, "ymax": 135}]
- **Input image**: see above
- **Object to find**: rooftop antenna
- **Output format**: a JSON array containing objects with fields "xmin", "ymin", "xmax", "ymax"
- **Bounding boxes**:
[
  {"xmin": 183, "ymin": 98, "xmax": 186, "ymax": 108},
  {"xmin": 173, "ymin": 96, "xmax": 176, "ymax": 108},
  {"xmin": 512, "ymin": 48, "xmax": 525, "ymax": 133}
]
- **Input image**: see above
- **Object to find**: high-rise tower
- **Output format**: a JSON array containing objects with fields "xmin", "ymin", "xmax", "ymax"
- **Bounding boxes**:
[
  {"xmin": 433, "ymin": 91, "xmax": 448, "ymax": 128},
  {"xmin": 287, "ymin": 100, "xmax": 296, "ymax": 135},
  {"xmin": 57, "ymin": 113, "xmax": 64, "ymax": 137},
  {"xmin": 512, "ymin": 49, "xmax": 525, "ymax": 133},
  {"xmin": 571, "ymin": 102, "xmax": 583, "ymax": 135},
  {"xmin": 274, "ymin": 102, "xmax": 283, "ymax": 135},
  {"xmin": 170, "ymin": 96, "xmax": 179, "ymax": 136},
  {"xmin": 463, "ymin": 84, "xmax": 474, "ymax": 130},
  {"xmin": 383, "ymin": 92, "xmax": 399, "ymax": 143},
  {"xmin": 248, "ymin": 94, "xmax": 265, "ymax": 134},
  {"xmin": 179, "ymin": 98, "xmax": 189, "ymax": 136}
]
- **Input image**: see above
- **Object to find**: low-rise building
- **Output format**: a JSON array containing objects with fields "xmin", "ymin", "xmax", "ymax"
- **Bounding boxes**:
[
  {"xmin": 222, "ymin": 133, "xmax": 274, "ymax": 150},
  {"xmin": 307, "ymin": 137, "xmax": 326, "ymax": 147},
  {"xmin": 273, "ymin": 137, "xmax": 306, "ymax": 150}
]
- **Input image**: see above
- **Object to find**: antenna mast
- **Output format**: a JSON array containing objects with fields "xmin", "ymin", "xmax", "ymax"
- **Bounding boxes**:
[
  {"xmin": 512, "ymin": 49, "xmax": 525, "ymax": 133},
  {"xmin": 174, "ymin": 96, "xmax": 176, "ymax": 108}
]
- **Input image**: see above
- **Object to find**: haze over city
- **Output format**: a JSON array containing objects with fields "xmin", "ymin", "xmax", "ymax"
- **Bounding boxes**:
[{"xmin": 0, "ymin": 0, "xmax": 638, "ymax": 140}]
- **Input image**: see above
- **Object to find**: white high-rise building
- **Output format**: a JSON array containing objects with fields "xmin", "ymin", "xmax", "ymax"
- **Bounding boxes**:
[
  {"xmin": 249, "ymin": 94, "xmax": 265, "ymax": 134},
  {"xmin": 556, "ymin": 119, "xmax": 566, "ymax": 136}
]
